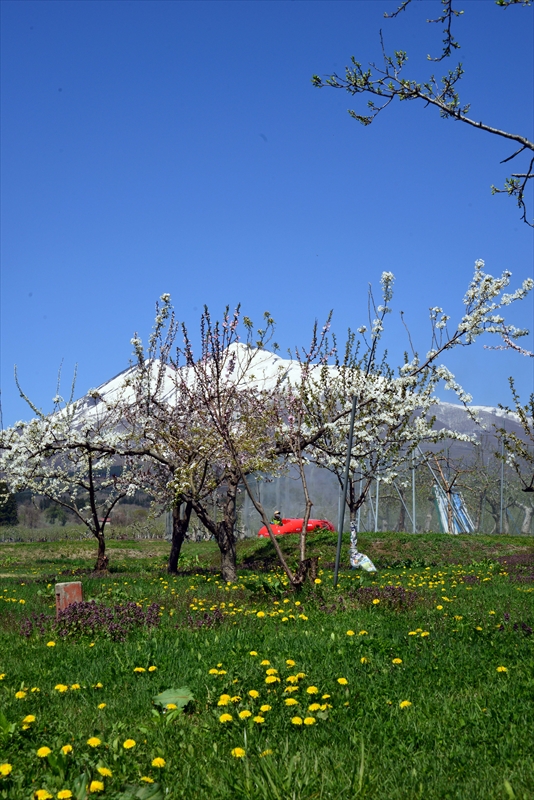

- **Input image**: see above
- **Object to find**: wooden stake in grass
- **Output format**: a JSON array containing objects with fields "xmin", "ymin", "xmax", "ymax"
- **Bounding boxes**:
[{"xmin": 55, "ymin": 581, "xmax": 83, "ymax": 617}]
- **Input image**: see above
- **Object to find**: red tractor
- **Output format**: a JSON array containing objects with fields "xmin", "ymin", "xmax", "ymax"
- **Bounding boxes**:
[{"xmin": 257, "ymin": 518, "xmax": 335, "ymax": 537}]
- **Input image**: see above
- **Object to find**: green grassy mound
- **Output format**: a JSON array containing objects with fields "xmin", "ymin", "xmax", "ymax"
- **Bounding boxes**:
[{"xmin": 0, "ymin": 533, "xmax": 532, "ymax": 799}]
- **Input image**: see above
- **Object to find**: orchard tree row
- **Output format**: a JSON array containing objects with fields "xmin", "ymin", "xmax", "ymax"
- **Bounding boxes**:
[{"xmin": 0, "ymin": 261, "xmax": 532, "ymax": 587}]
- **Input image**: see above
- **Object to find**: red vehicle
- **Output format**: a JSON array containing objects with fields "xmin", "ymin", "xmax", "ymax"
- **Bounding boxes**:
[{"xmin": 257, "ymin": 518, "xmax": 335, "ymax": 537}]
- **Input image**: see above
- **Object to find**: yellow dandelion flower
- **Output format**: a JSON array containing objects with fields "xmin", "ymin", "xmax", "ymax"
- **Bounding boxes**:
[
  {"xmin": 408, "ymin": 631, "xmax": 418, "ymax": 636},
  {"xmin": 97, "ymin": 767, "xmax": 112, "ymax": 777},
  {"xmin": 54, "ymin": 685, "xmax": 68, "ymax": 693},
  {"xmin": 60, "ymin": 745, "xmax": 72, "ymax": 755},
  {"xmin": 148, "ymin": 666, "xmax": 157, "ymax": 672},
  {"xmin": 265, "ymin": 676, "xmax": 279, "ymax": 684},
  {"xmin": 372, "ymin": 599, "xmax": 380, "ymax": 605},
  {"xmin": 260, "ymin": 749, "xmax": 273, "ymax": 757},
  {"xmin": 308, "ymin": 703, "xmax": 321, "ymax": 712},
  {"xmin": 166, "ymin": 703, "xmax": 177, "ymax": 710},
  {"xmin": 133, "ymin": 667, "xmax": 146, "ymax": 673},
  {"xmin": 15, "ymin": 690, "xmax": 27, "ymax": 699},
  {"xmin": 70, "ymin": 684, "xmax": 80, "ymax": 690},
  {"xmin": 321, "ymin": 694, "xmax": 331, "ymax": 699},
  {"xmin": 420, "ymin": 632, "xmax": 430, "ymax": 637},
  {"xmin": 260, "ymin": 704, "xmax": 271, "ymax": 712},
  {"xmin": 303, "ymin": 717, "xmax": 316, "ymax": 725},
  {"xmin": 285, "ymin": 698, "xmax": 298, "ymax": 706},
  {"xmin": 265, "ymin": 668, "xmax": 278, "ymax": 675},
  {"xmin": 399, "ymin": 700, "xmax": 412, "ymax": 709},
  {"xmin": 231, "ymin": 747, "xmax": 246, "ymax": 758},
  {"xmin": 286, "ymin": 659, "xmax": 296, "ymax": 666},
  {"xmin": 122, "ymin": 739, "xmax": 136, "ymax": 749},
  {"xmin": 88, "ymin": 780, "xmax": 104, "ymax": 793},
  {"xmin": 218, "ymin": 694, "xmax": 232, "ymax": 706},
  {"xmin": 46, "ymin": 641, "xmax": 56, "ymax": 647},
  {"xmin": 23, "ymin": 715, "xmax": 36, "ymax": 724},
  {"xmin": 0, "ymin": 763, "xmax": 13, "ymax": 777},
  {"xmin": 87, "ymin": 737, "xmax": 101, "ymax": 748},
  {"xmin": 360, "ymin": 657, "xmax": 368, "ymax": 664},
  {"xmin": 337, "ymin": 678, "xmax": 348, "ymax": 685},
  {"xmin": 260, "ymin": 659, "xmax": 270, "ymax": 666},
  {"xmin": 496, "ymin": 666, "xmax": 508, "ymax": 673},
  {"xmin": 37, "ymin": 747, "xmax": 51, "ymax": 758},
  {"xmin": 238, "ymin": 710, "xmax": 252, "ymax": 719},
  {"xmin": 248, "ymin": 690, "xmax": 259, "ymax": 698},
  {"xmin": 152, "ymin": 757, "xmax": 166, "ymax": 768},
  {"xmin": 314, "ymin": 578, "xmax": 322, "ymax": 585},
  {"xmin": 140, "ymin": 777, "xmax": 154, "ymax": 783},
  {"xmin": 257, "ymin": 611, "xmax": 265, "ymax": 618},
  {"xmin": 306, "ymin": 686, "xmax": 318, "ymax": 694},
  {"xmin": 392, "ymin": 658, "xmax": 403, "ymax": 665},
  {"xmin": 291, "ymin": 716, "xmax": 303, "ymax": 725},
  {"xmin": 253, "ymin": 715, "xmax": 265, "ymax": 723},
  {"xmin": 249, "ymin": 651, "xmax": 258, "ymax": 656},
  {"xmin": 436, "ymin": 605, "xmax": 444, "ymax": 610},
  {"xmin": 208, "ymin": 668, "xmax": 218, "ymax": 674},
  {"xmin": 219, "ymin": 713, "xmax": 233, "ymax": 723},
  {"xmin": 97, "ymin": 703, "xmax": 106, "ymax": 710},
  {"xmin": 34, "ymin": 791, "xmax": 53, "ymax": 800},
  {"xmin": 57, "ymin": 791, "xmax": 73, "ymax": 799},
  {"xmin": 359, "ymin": 630, "xmax": 368, "ymax": 636}
]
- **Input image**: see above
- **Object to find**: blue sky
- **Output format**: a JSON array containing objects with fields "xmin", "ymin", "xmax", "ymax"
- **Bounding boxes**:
[{"xmin": 1, "ymin": 0, "xmax": 533, "ymax": 426}]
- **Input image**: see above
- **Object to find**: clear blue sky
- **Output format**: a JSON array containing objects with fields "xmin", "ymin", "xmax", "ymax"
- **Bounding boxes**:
[{"xmin": 1, "ymin": 0, "xmax": 533, "ymax": 426}]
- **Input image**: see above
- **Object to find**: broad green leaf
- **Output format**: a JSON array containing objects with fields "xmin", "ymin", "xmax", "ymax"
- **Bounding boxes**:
[
  {"xmin": 153, "ymin": 686, "xmax": 193, "ymax": 709},
  {"xmin": 119, "ymin": 784, "xmax": 164, "ymax": 800}
]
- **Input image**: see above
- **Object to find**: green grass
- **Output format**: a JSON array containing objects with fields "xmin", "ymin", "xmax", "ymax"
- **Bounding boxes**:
[{"xmin": 0, "ymin": 533, "xmax": 533, "ymax": 799}]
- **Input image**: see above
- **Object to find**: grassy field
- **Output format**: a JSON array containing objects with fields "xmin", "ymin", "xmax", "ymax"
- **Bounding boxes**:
[{"xmin": 0, "ymin": 532, "xmax": 533, "ymax": 800}]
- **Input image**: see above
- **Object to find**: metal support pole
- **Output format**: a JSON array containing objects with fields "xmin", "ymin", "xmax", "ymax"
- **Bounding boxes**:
[
  {"xmin": 374, "ymin": 478, "xmax": 380, "ymax": 532},
  {"xmin": 412, "ymin": 453, "xmax": 416, "ymax": 534},
  {"xmin": 500, "ymin": 438, "xmax": 504, "ymax": 534},
  {"xmin": 334, "ymin": 396, "xmax": 357, "ymax": 587},
  {"xmin": 357, "ymin": 474, "xmax": 362, "ymax": 533}
]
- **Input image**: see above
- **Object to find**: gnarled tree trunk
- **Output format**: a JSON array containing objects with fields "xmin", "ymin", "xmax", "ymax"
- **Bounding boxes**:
[
  {"xmin": 194, "ymin": 470, "xmax": 239, "ymax": 582},
  {"xmin": 168, "ymin": 500, "xmax": 193, "ymax": 574},
  {"xmin": 215, "ymin": 520, "xmax": 238, "ymax": 582},
  {"xmin": 94, "ymin": 531, "xmax": 109, "ymax": 572}
]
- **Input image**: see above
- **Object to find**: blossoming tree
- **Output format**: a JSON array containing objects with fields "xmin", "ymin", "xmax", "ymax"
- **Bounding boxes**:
[{"xmin": 0, "ymin": 378, "xmax": 140, "ymax": 571}]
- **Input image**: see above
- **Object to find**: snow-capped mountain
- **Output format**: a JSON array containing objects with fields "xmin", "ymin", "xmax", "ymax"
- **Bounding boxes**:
[{"xmin": 71, "ymin": 342, "xmax": 524, "ymax": 443}]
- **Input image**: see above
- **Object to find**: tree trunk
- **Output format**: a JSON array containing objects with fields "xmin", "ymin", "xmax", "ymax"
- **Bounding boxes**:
[
  {"xmin": 519, "ymin": 503, "xmax": 534, "ymax": 535},
  {"xmin": 293, "ymin": 556, "xmax": 318, "ymax": 587},
  {"xmin": 193, "ymin": 472, "xmax": 239, "ymax": 582},
  {"xmin": 94, "ymin": 532, "xmax": 109, "ymax": 572},
  {"xmin": 168, "ymin": 501, "xmax": 192, "ymax": 574},
  {"xmin": 217, "ymin": 522, "xmax": 238, "ymax": 582},
  {"xmin": 447, "ymin": 491, "xmax": 454, "ymax": 534},
  {"xmin": 297, "ymin": 449, "xmax": 313, "ymax": 566},
  {"xmin": 475, "ymin": 489, "xmax": 486, "ymax": 532},
  {"xmin": 396, "ymin": 488, "xmax": 406, "ymax": 532}
]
